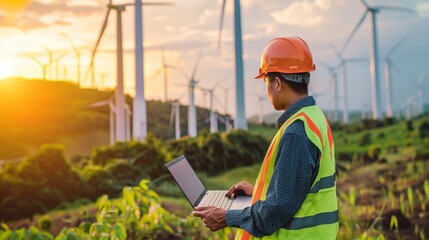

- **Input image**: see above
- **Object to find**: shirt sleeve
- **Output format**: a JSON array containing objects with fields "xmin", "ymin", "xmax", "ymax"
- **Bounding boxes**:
[{"xmin": 225, "ymin": 121, "xmax": 320, "ymax": 237}]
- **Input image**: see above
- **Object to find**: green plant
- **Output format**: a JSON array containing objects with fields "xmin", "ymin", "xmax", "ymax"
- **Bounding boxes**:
[
  {"xmin": 37, "ymin": 216, "xmax": 52, "ymax": 232},
  {"xmin": 359, "ymin": 133, "xmax": 372, "ymax": 146},
  {"xmin": 368, "ymin": 144, "xmax": 381, "ymax": 160},
  {"xmin": 419, "ymin": 120, "xmax": 429, "ymax": 139},
  {"xmin": 407, "ymin": 187, "xmax": 414, "ymax": 215}
]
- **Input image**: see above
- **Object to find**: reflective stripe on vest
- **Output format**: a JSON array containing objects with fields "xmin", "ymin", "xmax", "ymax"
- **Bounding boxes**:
[{"xmin": 236, "ymin": 106, "xmax": 338, "ymax": 240}]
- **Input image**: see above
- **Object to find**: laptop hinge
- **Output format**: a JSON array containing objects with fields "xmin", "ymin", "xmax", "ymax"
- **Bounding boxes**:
[{"xmin": 194, "ymin": 189, "xmax": 207, "ymax": 208}]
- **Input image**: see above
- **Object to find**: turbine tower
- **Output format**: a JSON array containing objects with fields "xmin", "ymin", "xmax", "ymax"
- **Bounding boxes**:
[
  {"xmin": 65, "ymin": 35, "xmax": 82, "ymax": 86},
  {"xmin": 341, "ymin": 0, "xmax": 415, "ymax": 119},
  {"xmin": 383, "ymin": 38, "xmax": 404, "ymax": 118},
  {"xmin": 220, "ymin": 85, "xmax": 233, "ymax": 131},
  {"xmin": 132, "ymin": 0, "xmax": 171, "ymax": 141},
  {"xmin": 198, "ymin": 81, "xmax": 223, "ymax": 133},
  {"xmin": 331, "ymin": 45, "xmax": 367, "ymax": 124},
  {"xmin": 150, "ymin": 46, "xmax": 176, "ymax": 102},
  {"xmin": 320, "ymin": 61, "xmax": 340, "ymax": 123},
  {"xmin": 179, "ymin": 52, "xmax": 201, "ymax": 137},
  {"xmin": 255, "ymin": 94, "xmax": 266, "ymax": 124},
  {"xmin": 23, "ymin": 53, "xmax": 48, "ymax": 81},
  {"xmin": 218, "ymin": 0, "xmax": 247, "ymax": 130},
  {"xmin": 169, "ymin": 101, "xmax": 181, "ymax": 139},
  {"xmin": 417, "ymin": 71, "xmax": 428, "ymax": 115}
]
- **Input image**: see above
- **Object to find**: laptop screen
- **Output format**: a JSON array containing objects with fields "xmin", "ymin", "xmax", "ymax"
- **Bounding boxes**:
[{"xmin": 165, "ymin": 155, "xmax": 206, "ymax": 206}]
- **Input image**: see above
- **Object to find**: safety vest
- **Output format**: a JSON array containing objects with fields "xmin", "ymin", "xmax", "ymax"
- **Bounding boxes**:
[{"xmin": 235, "ymin": 105, "xmax": 338, "ymax": 240}]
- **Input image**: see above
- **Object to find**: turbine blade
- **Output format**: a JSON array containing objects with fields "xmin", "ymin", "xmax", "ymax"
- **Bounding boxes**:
[
  {"xmin": 341, "ymin": 11, "xmax": 368, "ymax": 52},
  {"xmin": 387, "ymin": 37, "xmax": 405, "ymax": 58},
  {"xmin": 24, "ymin": 53, "xmax": 43, "ymax": 66},
  {"xmin": 330, "ymin": 44, "xmax": 342, "ymax": 61},
  {"xmin": 180, "ymin": 69, "xmax": 190, "ymax": 81},
  {"xmin": 161, "ymin": 45, "xmax": 166, "ymax": 66},
  {"xmin": 359, "ymin": 0, "xmax": 370, "ymax": 9},
  {"xmin": 390, "ymin": 61, "xmax": 404, "ymax": 77},
  {"xmin": 150, "ymin": 67, "xmax": 163, "ymax": 81},
  {"xmin": 89, "ymin": 100, "xmax": 110, "ymax": 108},
  {"xmin": 217, "ymin": 0, "xmax": 227, "ymax": 51},
  {"xmin": 317, "ymin": 60, "xmax": 333, "ymax": 70},
  {"xmin": 346, "ymin": 58, "xmax": 368, "ymax": 63},
  {"xmin": 191, "ymin": 50, "xmax": 202, "ymax": 80},
  {"xmin": 376, "ymin": 5, "xmax": 416, "ymax": 13},
  {"xmin": 214, "ymin": 95, "xmax": 223, "ymax": 109},
  {"xmin": 91, "ymin": 8, "xmax": 111, "ymax": 61},
  {"xmin": 85, "ymin": 8, "xmax": 110, "ymax": 89}
]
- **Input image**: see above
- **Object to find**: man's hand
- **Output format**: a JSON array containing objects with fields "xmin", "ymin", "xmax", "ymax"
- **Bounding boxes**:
[
  {"xmin": 226, "ymin": 180, "xmax": 254, "ymax": 198},
  {"xmin": 193, "ymin": 206, "xmax": 227, "ymax": 232}
]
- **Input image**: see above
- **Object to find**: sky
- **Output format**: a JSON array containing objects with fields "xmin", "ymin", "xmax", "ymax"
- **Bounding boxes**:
[{"xmin": 0, "ymin": 0, "xmax": 428, "ymax": 120}]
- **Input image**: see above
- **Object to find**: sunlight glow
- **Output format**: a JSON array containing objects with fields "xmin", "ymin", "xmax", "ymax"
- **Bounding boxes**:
[{"xmin": 0, "ymin": 59, "xmax": 15, "ymax": 79}]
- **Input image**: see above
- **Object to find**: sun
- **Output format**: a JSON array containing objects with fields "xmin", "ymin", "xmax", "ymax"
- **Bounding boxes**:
[{"xmin": 0, "ymin": 59, "xmax": 15, "ymax": 79}]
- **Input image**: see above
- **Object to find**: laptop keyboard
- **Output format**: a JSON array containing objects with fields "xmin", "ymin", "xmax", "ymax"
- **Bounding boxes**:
[{"xmin": 199, "ymin": 190, "xmax": 234, "ymax": 209}]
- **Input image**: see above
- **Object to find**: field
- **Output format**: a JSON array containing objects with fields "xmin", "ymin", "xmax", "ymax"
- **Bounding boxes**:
[{"xmin": 1, "ymin": 80, "xmax": 429, "ymax": 239}]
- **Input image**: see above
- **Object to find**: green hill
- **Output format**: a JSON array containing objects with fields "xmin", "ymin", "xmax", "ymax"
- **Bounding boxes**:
[{"xmin": 0, "ymin": 78, "xmax": 230, "ymax": 159}]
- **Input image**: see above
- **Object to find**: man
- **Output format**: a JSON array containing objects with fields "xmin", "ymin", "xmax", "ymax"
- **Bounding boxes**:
[{"xmin": 193, "ymin": 37, "xmax": 339, "ymax": 239}]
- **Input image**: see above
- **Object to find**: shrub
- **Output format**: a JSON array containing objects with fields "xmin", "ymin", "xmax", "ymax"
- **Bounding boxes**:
[
  {"xmin": 406, "ymin": 120, "xmax": 414, "ymax": 132},
  {"xmin": 359, "ymin": 133, "xmax": 372, "ymax": 146},
  {"xmin": 419, "ymin": 120, "xmax": 429, "ymax": 139},
  {"xmin": 386, "ymin": 140, "xmax": 398, "ymax": 153},
  {"xmin": 368, "ymin": 144, "xmax": 382, "ymax": 160},
  {"xmin": 37, "ymin": 216, "xmax": 52, "ymax": 232}
]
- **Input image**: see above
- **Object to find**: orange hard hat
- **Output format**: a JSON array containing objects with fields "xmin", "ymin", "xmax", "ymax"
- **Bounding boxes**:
[{"xmin": 254, "ymin": 37, "xmax": 316, "ymax": 79}]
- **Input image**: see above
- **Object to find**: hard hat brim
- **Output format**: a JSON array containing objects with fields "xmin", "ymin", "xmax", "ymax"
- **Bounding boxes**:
[{"xmin": 254, "ymin": 72, "xmax": 265, "ymax": 79}]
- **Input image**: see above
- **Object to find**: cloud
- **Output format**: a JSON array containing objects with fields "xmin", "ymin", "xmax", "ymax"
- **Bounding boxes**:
[
  {"xmin": 25, "ymin": 0, "xmax": 102, "ymax": 17},
  {"xmin": 270, "ymin": 0, "xmax": 332, "ymax": 27},
  {"xmin": 0, "ymin": 13, "xmax": 47, "ymax": 31}
]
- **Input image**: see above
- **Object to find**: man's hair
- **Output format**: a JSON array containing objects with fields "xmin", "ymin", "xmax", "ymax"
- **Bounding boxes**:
[{"xmin": 266, "ymin": 72, "xmax": 309, "ymax": 95}]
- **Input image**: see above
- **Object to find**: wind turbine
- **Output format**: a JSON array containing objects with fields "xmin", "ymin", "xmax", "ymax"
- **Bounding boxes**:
[
  {"xmin": 331, "ymin": 45, "xmax": 367, "ymax": 124},
  {"xmin": 417, "ymin": 71, "xmax": 428, "ymax": 115},
  {"xmin": 53, "ymin": 51, "xmax": 68, "ymax": 80},
  {"xmin": 255, "ymin": 94, "xmax": 267, "ymax": 124},
  {"xmin": 150, "ymin": 46, "xmax": 176, "ymax": 102},
  {"xmin": 61, "ymin": 33, "xmax": 82, "ymax": 86},
  {"xmin": 319, "ymin": 61, "xmax": 340, "ymax": 123},
  {"xmin": 42, "ymin": 45, "xmax": 54, "ymax": 80},
  {"xmin": 23, "ymin": 53, "xmax": 48, "ymax": 81},
  {"xmin": 220, "ymin": 85, "xmax": 233, "ymax": 131},
  {"xmin": 179, "ymin": 51, "xmax": 202, "ymax": 137},
  {"xmin": 341, "ymin": 0, "xmax": 415, "ymax": 119},
  {"xmin": 383, "ymin": 38, "xmax": 404, "ymax": 118},
  {"xmin": 88, "ymin": 1, "xmax": 128, "ymax": 141},
  {"xmin": 88, "ymin": 1, "xmax": 171, "ymax": 141},
  {"xmin": 89, "ymin": 96, "xmax": 116, "ymax": 145},
  {"xmin": 218, "ymin": 0, "xmax": 247, "ymax": 130},
  {"xmin": 198, "ymin": 81, "xmax": 224, "ymax": 133}
]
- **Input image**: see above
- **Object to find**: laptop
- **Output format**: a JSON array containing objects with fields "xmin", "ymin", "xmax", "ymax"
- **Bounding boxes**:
[{"xmin": 165, "ymin": 155, "xmax": 252, "ymax": 210}]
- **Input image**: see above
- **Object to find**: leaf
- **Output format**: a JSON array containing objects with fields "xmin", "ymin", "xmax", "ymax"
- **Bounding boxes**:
[
  {"xmin": 0, "ymin": 232, "xmax": 11, "ymax": 240},
  {"xmin": 139, "ymin": 180, "xmax": 149, "ymax": 191},
  {"xmin": 112, "ymin": 223, "xmax": 127, "ymax": 240},
  {"xmin": 390, "ymin": 215, "xmax": 398, "ymax": 230},
  {"xmin": 377, "ymin": 234, "xmax": 386, "ymax": 240},
  {"xmin": 123, "ymin": 187, "xmax": 135, "ymax": 206},
  {"xmin": 1, "ymin": 223, "xmax": 10, "ymax": 232},
  {"xmin": 96, "ymin": 195, "xmax": 109, "ymax": 210}
]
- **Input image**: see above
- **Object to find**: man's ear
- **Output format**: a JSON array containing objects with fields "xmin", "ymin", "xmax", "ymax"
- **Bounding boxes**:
[{"xmin": 274, "ymin": 76, "xmax": 282, "ymax": 91}]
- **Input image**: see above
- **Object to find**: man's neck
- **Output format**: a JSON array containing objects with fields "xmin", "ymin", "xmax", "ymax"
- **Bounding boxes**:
[{"xmin": 283, "ymin": 94, "xmax": 309, "ymax": 111}]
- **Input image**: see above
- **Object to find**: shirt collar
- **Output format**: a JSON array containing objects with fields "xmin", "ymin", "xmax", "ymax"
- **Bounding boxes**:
[{"xmin": 277, "ymin": 96, "xmax": 316, "ymax": 129}]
